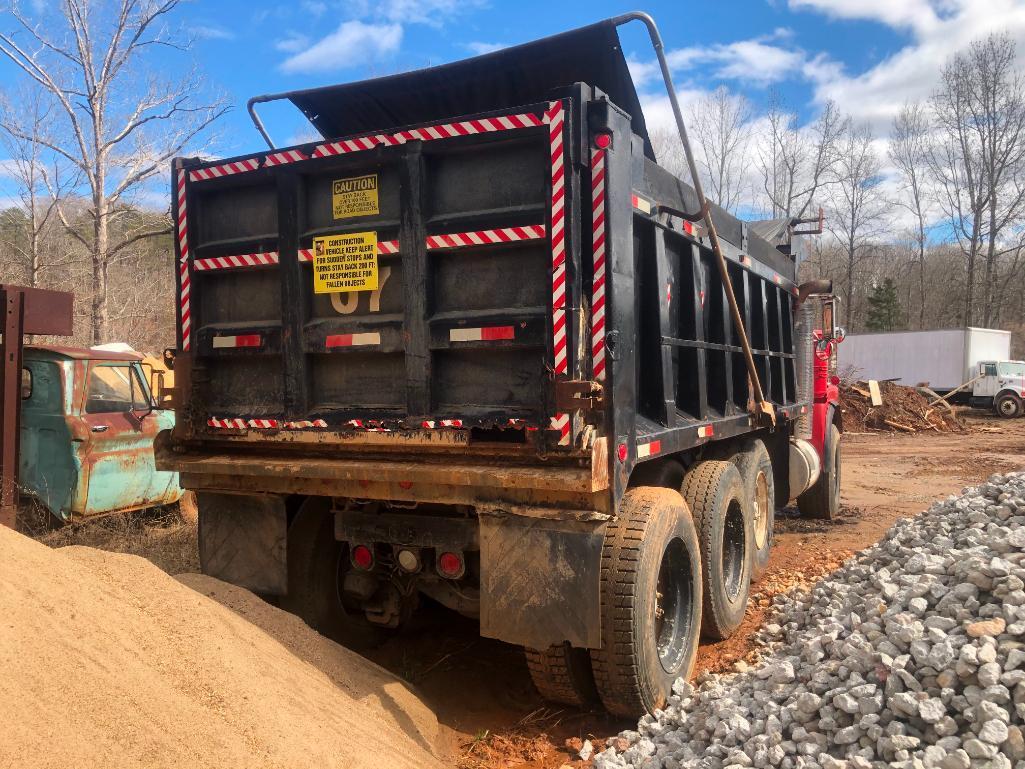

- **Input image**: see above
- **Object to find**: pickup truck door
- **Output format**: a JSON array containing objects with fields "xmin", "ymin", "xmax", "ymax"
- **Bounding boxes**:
[
  {"xmin": 19, "ymin": 359, "xmax": 77, "ymax": 520},
  {"xmin": 76, "ymin": 361, "xmax": 180, "ymax": 516}
]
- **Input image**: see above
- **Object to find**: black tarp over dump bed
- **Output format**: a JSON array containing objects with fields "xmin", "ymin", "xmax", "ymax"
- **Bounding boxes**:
[{"xmin": 284, "ymin": 20, "xmax": 656, "ymax": 160}]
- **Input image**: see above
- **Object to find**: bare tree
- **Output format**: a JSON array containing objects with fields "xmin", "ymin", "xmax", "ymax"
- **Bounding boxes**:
[
  {"xmin": 826, "ymin": 122, "xmax": 889, "ymax": 330},
  {"xmin": 889, "ymin": 102, "xmax": 931, "ymax": 329},
  {"xmin": 0, "ymin": 0, "xmax": 228, "ymax": 343},
  {"xmin": 756, "ymin": 96, "xmax": 846, "ymax": 221},
  {"xmin": 0, "ymin": 89, "xmax": 72, "ymax": 288},
  {"xmin": 928, "ymin": 32, "xmax": 1025, "ymax": 328},
  {"xmin": 689, "ymin": 85, "xmax": 753, "ymax": 213}
]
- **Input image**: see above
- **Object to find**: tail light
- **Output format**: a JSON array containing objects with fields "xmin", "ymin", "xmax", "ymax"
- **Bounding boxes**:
[
  {"xmin": 437, "ymin": 551, "xmax": 465, "ymax": 579},
  {"xmin": 351, "ymin": 544, "xmax": 374, "ymax": 570}
]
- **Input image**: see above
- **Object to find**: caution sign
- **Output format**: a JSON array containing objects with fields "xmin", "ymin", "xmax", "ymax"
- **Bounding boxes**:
[
  {"xmin": 332, "ymin": 174, "xmax": 379, "ymax": 219},
  {"xmin": 312, "ymin": 232, "xmax": 378, "ymax": 294}
]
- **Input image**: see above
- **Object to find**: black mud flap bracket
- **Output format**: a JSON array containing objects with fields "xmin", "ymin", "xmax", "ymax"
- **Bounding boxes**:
[
  {"xmin": 196, "ymin": 491, "xmax": 288, "ymax": 596},
  {"xmin": 478, "ymin": 507, "xmax": 606, "ymax": 649}
]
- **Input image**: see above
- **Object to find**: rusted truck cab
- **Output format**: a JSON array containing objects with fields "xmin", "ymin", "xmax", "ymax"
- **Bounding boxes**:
[{"xmin": 20, "ymin": 345, "xmax": 182, "ymax": 522}]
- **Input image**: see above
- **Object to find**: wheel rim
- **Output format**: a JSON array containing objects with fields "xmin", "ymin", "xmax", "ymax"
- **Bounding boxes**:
[
  {"xmin": 752, "ymin": 470, "xmax": 770, "ymax": 550},
  {"xmin": 654, "ymin": 537, "xmax": 696, "ymax": 674},
  {"xmin": 999, "ymin": 398, "xmax": 1017, "ymax": 417},
  {"xmin": 722, "ymin": 499, "xmax": 746, "ymax": 601}
]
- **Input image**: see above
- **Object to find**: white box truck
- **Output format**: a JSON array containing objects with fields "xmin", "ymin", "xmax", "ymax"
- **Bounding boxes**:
[{"xmin": 841, "ymin": 327, "xmax": 1025, "ymax": 417}]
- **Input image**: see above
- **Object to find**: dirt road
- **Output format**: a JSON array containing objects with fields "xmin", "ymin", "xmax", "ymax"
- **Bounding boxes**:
[
  {"xmin": 23, "ymin": 414, "xmax": 1025, "ymax": 768},
  {"xmin": 364, "ymin": 415, "xmax": 1025, "ymax": 768}
]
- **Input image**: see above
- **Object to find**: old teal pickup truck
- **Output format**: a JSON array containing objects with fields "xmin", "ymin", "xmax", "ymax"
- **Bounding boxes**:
[{"xmin": 20, "ymin": 345, "xmax": 182, "ymax": 522}]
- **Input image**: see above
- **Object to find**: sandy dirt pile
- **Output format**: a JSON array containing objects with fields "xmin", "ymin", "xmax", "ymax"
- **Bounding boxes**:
[
  {"xmin": 841, "ymin": 381, "xmax": 965, "ymax": 433},
  {"xmin": 0, "ymin": 526, "xmax": 440, "ymax": 769}
]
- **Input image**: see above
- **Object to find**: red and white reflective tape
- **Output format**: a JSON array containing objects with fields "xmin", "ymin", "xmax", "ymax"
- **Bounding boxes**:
[
  {"xmin": 698, "ymin": 425, "xmax": 715, "ymax": 439},
  {"xmin": 212, "ymin": 334, "xmax": 262, "ymax": 349},
  {"xmin": 189, "ymin": 157, "xmax": 260, "ymax": 182},
  {"xmin": 637, "ymin": 439, "xmax": 662, "ymax": 458},
  {"xmin": 311, "ymin": 111, "xmax": 544, "ymax": 158},
  {"xmin": 284, "ymin": 419, "xmax": 328, "ymax": 428},
  {"xmin": 421, "ymin": 419, "xmax": 464, "ymax": 429},
  {"xmin": 631, "ymin": 193, "xmax": 653, "ymax": 214},
  {"xmin": 176, "ymin": 169, "xmax": 191, "ymax": 351},
  {"xmin": 207, "ymin": 417, "xmax": 278, "ymax": 429},
  {"xmin": 264, "ymin": 149, "xmax": 309, "ymax": 167},
  {"xmin": 590, "ymin": 148, "xmax": 607, "ymax": 382},
  {"xmin": 326, "ymin": 332, "xmax": 381, "ymax": 348},
  {"xmin": 298, "ymin": 239, "xmax": 398, "ymax": 263},
  {"xmin": 208, "ymin": 417, "xmax": 246, "ymax": 429},
  {"xmin": 426, "ymin": 226, "xmax": 545, "ymax": 249},
  {"xmin": 546, "ymin": 100, "xmax": 570, "ymax": 447},
  {"xmin": 195, "ymin": 228, "xmax": 545, "ymax": 272},
  {"xmin": 449, "ymin": 326, "xmax": 514, "ymax": 343},
  {"xmin": 194, "ymin": 252, "xmax": 279, "ymax": 271}
]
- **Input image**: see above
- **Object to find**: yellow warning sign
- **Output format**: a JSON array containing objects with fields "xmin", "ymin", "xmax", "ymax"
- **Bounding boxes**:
[
  {"xmin": 332, "ymin": 174, "xmax": 379, "ymax": 219},
  {"xmin": 312, "ymin": 231, "xmax": 378, "ymax": 294}
]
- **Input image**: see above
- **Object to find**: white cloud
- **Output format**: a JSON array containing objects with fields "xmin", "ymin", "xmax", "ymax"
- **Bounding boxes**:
[
  {"xmin": 279, "ymin": 21, "xmax": 402, "ymax": 74},
  {"xmin": 795, "ymin": 0, "xmax": 1025, "ymax": 131},
  {"xmin": 466, "ymin": 41, "xmax": 506, "ymax": 55},
  {"xmin": 194, "ymin": 25, "xmax": 235, "ymax": 41},
  {"xmin": 659, "ymin": 29, "xmax": 806, "ymax": 87},
  {"xmin": 788, "ymin": 0, "xmax": 941, "ymax": 33},
  {"xmin": 627, "ymin": 56, "xmax": 661, "ymax": 88},
  {"xmin": 302, "ymin": 0, "xmax": 328, "ymax": 16},
  {"xmin": 275, "ymin": 32, "xmax": 310, "ymax": 54},
  {"xmin": 0, "ymin": 159, "xmax": 19, "ymax": 179}
]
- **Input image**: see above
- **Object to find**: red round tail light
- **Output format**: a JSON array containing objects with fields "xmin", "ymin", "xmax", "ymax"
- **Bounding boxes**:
[
  {"xmin": 351, "ymin": 544, "xmax": 374, "ymax": 570},
  {"xmin": 594, "ymin": 132, "xmax": 613, "ymax": 150},
  {"xmin": 437, "ymin": 551, "xmax": 464, "ymax": 579}
]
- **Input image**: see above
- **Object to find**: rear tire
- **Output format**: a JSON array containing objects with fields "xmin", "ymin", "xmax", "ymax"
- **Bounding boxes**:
[
  {"xmin": 279, "ymin": 497, "xmax": 386, "ymax": 650},
  {"xmin": 798, "ymin": 423, "xmax": 842, "ymax": 520},
  {"xmin": 589, "ymin": 487, "xmax": 701, "ymax": 718},
  {"xmin": 731, "ymin": 441, "xmax": 775, "ymax": 583},
  {"xmin": 995, "ymin": 392, "xmax": 1022, "ymax": 419},
  {"xmin": 524, "ymin": 643, "xmax": 598, "ymax": 708},
  {"xmin": 681, "ymin": 461, "xmax": 752, "ymax": 641}
]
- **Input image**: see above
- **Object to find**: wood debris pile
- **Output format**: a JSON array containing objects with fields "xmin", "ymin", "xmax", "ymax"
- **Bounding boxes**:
[{"xmin": 840, "ymin": 380, "xmax": 965, "ymax": 433}]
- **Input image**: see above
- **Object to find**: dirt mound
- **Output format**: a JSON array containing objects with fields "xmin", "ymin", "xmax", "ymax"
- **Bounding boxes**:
[
  {"xmin": 0, "ymin": 526, "xmax": 440, "ymax": 769},
  {"xmin": 840, "ymin": 380, "xmax": 965, "ymax": 433}
]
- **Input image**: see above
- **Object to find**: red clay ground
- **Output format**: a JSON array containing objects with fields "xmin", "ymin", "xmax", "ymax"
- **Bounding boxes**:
[{"xmin": 363, "ymin": 414, "xmax": 1025, "ymax": 769}]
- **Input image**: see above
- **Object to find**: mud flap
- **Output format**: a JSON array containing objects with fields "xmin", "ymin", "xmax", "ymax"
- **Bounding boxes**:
[
  {"xmin": 478, "ymin": 512, "xmax": 604, "ymax": 649},
  {"xmin": 197, "ymin": 492, "xmax": 288, "ymax": 595}
]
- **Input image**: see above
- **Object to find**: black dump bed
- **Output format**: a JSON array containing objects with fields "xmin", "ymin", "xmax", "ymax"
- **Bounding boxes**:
[{"xmin": 168, "ymin": 18, "xmax": 803, "ymax": 512}]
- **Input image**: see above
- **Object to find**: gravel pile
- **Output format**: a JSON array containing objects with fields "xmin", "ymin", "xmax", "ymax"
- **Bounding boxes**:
[{"xmin": 598, "ymin": 472, "xmax": 1025, "ymax": 769}]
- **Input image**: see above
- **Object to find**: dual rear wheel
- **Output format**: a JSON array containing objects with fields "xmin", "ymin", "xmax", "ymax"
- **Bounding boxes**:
[{"xmin": 527, "ymin": 446, "xmax": 769, "ymax": 716}]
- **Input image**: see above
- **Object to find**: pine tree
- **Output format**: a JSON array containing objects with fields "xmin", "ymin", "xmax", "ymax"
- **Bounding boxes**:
[{"xmin": 866, "ymin": 278, "xmax": 904, "ymax": 331}]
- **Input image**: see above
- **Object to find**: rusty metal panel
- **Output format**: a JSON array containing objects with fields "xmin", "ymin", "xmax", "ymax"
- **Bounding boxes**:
[
  {"xmin": 478, "ymin": 512, "xmax": 603, "ymax": 649},
  {"xmin": 0, "ymin": 284, "xmax": 73, "ymax": 336},
  {"xmin": 0, "ymin": 289, "xmax": 25, "ymax": 528}
]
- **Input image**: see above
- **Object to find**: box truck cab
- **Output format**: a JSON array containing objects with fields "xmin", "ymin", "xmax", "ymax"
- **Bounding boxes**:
[{"xmin": 972, "ymin": 360, "xmax": 1025, "ymax": 417}]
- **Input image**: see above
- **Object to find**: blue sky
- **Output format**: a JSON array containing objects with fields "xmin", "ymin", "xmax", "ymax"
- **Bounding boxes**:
[
  {"xmin": 2, "ymin": 0, "xmax": 1025, "ymax": 212},
  {"xmin": 185, "ymin": 0, "xmax": 917, "ymax": 154}
]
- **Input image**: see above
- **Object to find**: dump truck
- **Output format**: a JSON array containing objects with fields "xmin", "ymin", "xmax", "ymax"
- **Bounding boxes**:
[{"xmin": 156, "ymin": 13, "xmax": 844, "ymax": 716}]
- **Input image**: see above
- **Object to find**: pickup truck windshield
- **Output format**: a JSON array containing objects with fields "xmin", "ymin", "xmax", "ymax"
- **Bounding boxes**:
[{"xmin": 85, "ymin": 364, "xmax": 149, "ymax": 414}]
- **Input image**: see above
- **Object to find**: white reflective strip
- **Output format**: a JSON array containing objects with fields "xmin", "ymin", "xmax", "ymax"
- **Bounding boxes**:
[
  {"xmin": 449, "ymin": 328, "xmax": 482, "ymax": 342},
  {"xmin": 351, "ymin": 332, "xmax": 381, "ymax": 346},
  {"xmin": 212, "ymin": 336, "xmax": 236, "ymax": 348}
]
